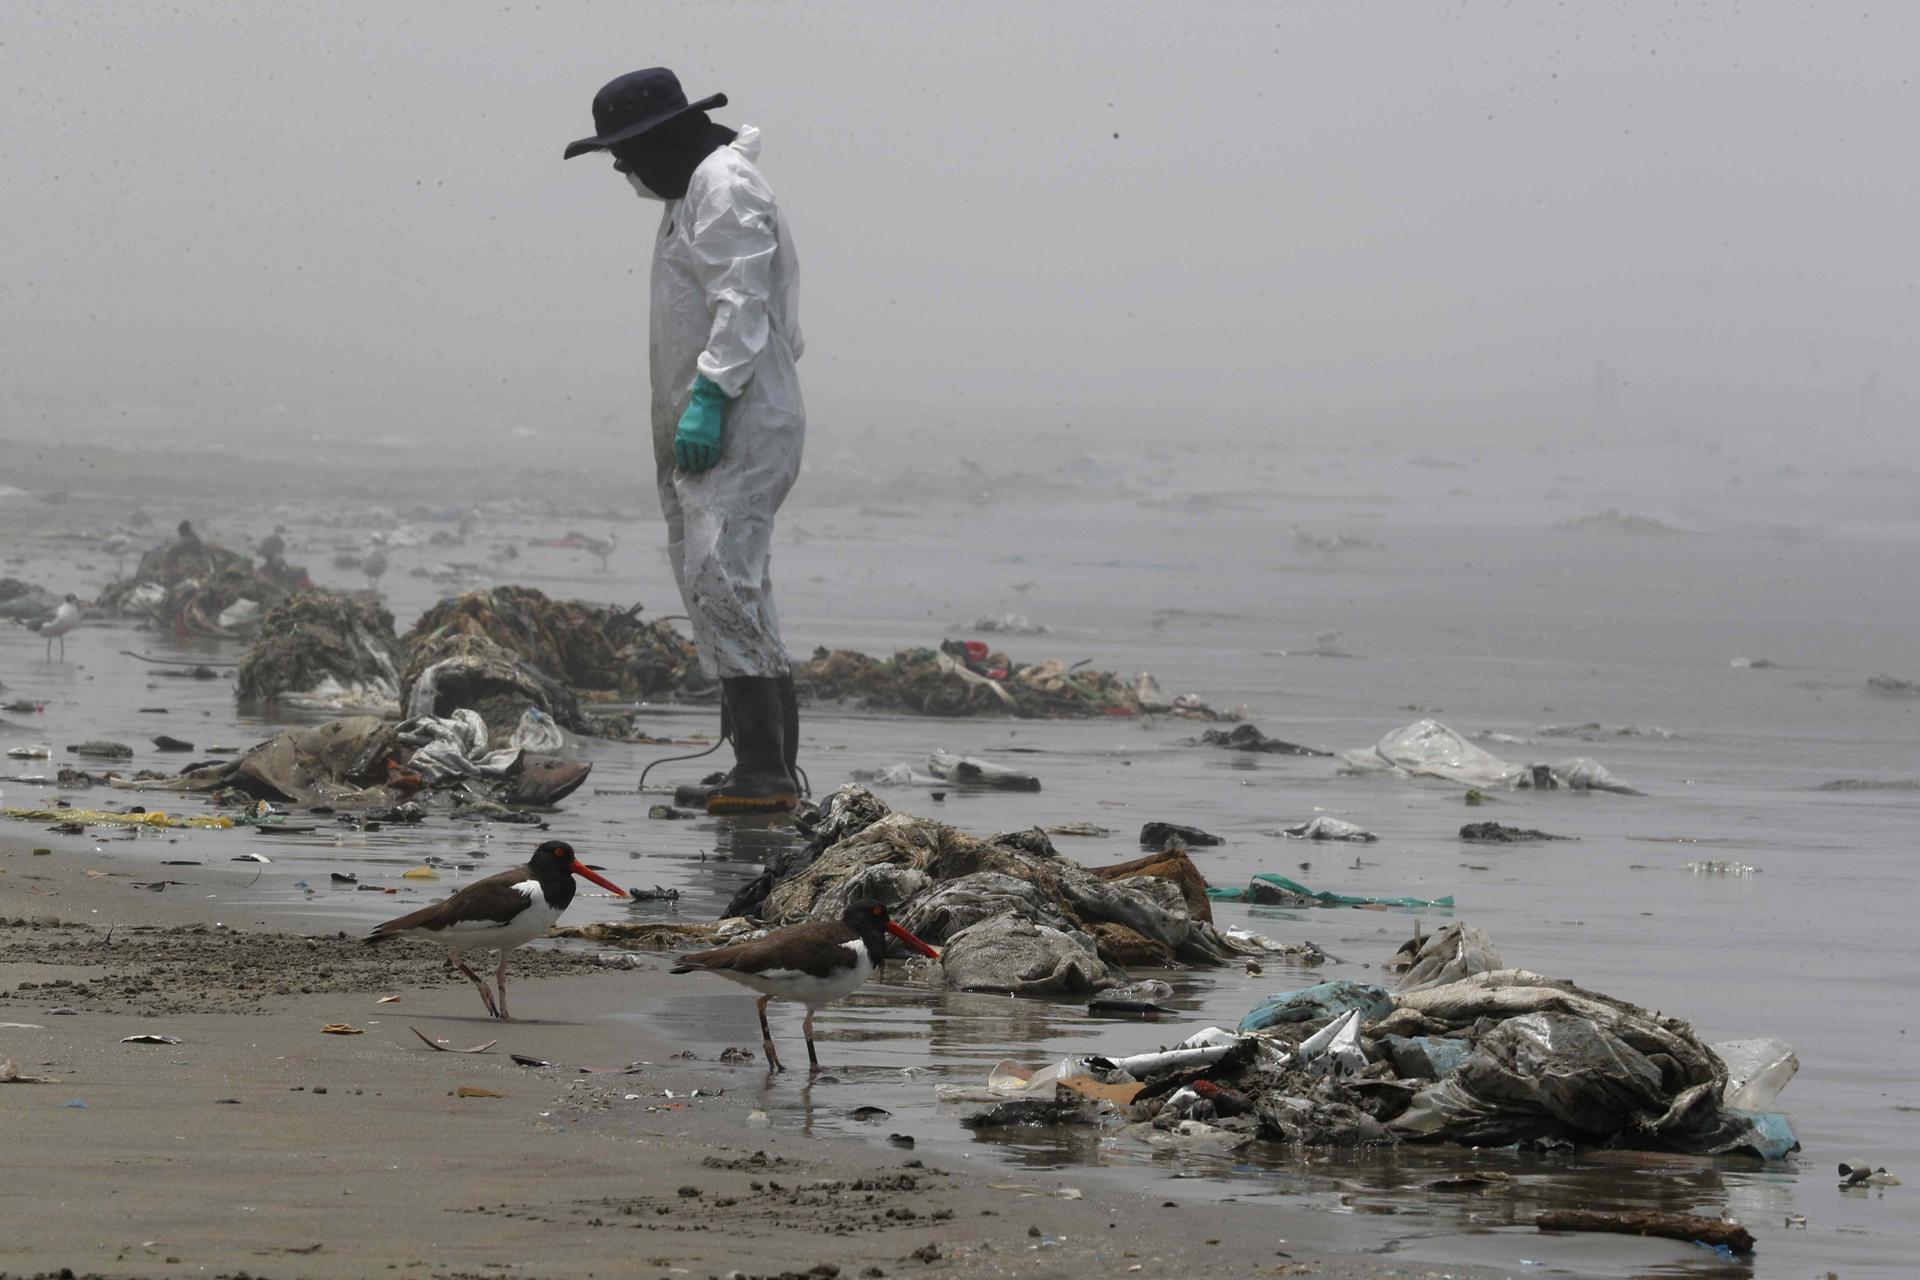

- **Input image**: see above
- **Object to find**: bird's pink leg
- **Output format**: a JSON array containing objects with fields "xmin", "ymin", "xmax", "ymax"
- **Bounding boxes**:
[
  {"xmin": 803, "ymin": 1008, "xmax": 821, "ymax": 1073},
  {"xmin": 493, "ymin": 951, "xmax": 512, "ymax": 1021},
  {"xmin": 449, "ymin": 947, "xmax": 499, "ymax": 1018},
  {"xmin": 756, "ymin": 994, "xmax": 784, "ymax": 1073}
]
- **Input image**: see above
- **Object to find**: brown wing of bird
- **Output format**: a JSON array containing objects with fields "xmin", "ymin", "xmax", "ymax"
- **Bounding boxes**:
[
  {"xmin": 671, "ymin": 920, "xmax": 860, "ymax": 977},
  {"xmin": 365, "ymin": 865, "xmax": 536, "ymax": 941}
]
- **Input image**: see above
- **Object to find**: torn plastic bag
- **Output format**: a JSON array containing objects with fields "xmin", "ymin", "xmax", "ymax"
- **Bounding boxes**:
[
  {"xmin": 395, "ymin": 710, "xmax": 522, "ymax": 782},
  {"xmin": 1281, "ymin": 816, "xmax": 1377, "ymax": 842},
  {"xmin": 1240, "ymin": 981, "xmax": 1394, "ymax": 1033},
  {"xmin": 1393, "ymin": 921, "xmax": 1502, "ymax": 992},
  {"xmin": 927, "ymin": 750, "xmax": 1042, "ymax": 792},
  {"xmin": 1338, "ymin": 719, "xmax": 1640, "ymax": 794},
  {"xmin": 1713, "ymin": 1038, "xmax": 1799, "ymax": 1112},
  {"xmin": 1296, "ymin": 1007, "xmax": 1366, "ymax": 1078}
]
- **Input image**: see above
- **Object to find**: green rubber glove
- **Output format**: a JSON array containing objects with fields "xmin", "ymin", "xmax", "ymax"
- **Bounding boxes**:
[{"xmin": 674, "ymin": 376, "xmax": 728, "ymax": 472}]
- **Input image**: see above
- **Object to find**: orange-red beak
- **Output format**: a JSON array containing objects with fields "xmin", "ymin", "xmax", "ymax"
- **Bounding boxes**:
[
  {"xmin": 570, "ymin": 859, "xmax": 629, "ymax": 897},
  {"xmin": 886, "ymin": 920, "xmax": 941, "ymax": 960}
]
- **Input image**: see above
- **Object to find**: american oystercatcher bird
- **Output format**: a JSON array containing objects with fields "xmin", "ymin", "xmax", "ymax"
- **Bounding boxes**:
[
  {"xmin": 365, "ymin": 839, "xmax": 627, "ymax": 1019},
  {"xmin": 672, "ymin": 900, "xmax": 940, "ymax": 1073}
]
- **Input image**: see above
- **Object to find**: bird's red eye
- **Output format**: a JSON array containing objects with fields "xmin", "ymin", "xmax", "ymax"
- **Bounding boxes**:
[{"xmin": 871, "ymin": 905, "xmax": 884, "ymax": 916}]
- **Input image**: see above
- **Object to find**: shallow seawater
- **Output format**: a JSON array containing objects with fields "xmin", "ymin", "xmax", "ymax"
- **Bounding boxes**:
[{"xmin": 3, "ymin": 446, "xmax": 1917, "ymax": 1278}]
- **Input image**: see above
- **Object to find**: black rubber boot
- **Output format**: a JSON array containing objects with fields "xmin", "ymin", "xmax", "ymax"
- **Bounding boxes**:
[
  {"xmin": 776, "ymin": 673, "xmax": 804, "ymax": 797},
  {"xmin": 706, "ymin": 676, "xmax": 799, "ymax": 815},
  {"xmin": 672, "ymin": 688, "xmax": 734, "ymax": 808}
]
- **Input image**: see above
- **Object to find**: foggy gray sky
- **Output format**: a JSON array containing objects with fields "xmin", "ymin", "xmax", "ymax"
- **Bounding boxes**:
[{"xmin": 3, "ymin": 1, "xmax": 1915, "ymax": 457}]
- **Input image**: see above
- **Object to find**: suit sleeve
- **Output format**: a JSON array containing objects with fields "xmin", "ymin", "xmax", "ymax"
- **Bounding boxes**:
[{"xmin": 685, "ymin": 165, "xmax": 779, "ymax": 398}]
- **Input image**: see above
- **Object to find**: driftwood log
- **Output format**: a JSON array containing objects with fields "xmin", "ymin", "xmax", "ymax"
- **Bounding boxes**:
[{"xmin": 1535, "ymin": 1209, "xmax": 1755, "ymax": 1254}]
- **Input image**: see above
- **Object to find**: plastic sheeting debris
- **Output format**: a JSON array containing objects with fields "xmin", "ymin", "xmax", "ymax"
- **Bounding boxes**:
[
  {"xmin": 1339, "ymin": 719, "xmax": 1641, "ymax": 794},
  {"xmin": 1209, "ymin": 872, "xmax": 1453, "ymax": 910}
]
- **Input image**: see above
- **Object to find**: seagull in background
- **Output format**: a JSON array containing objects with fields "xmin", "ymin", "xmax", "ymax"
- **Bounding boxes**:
[
  {"xmin": 362, "ymin": 544, "xmax": 389, "ymax": 592},
  {"xmin": 30, "ymin": 594, "xmax": 82, "ymax": 660},
  {"xmin": 583, "ymin": 529, "xmax": 617, "ymax": 572}
]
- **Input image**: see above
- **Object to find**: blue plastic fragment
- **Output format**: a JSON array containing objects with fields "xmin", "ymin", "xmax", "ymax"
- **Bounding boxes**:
[
  {"xmin": 60, "ymin": 1099, "xmax": 88, "ymax": 1109},
  {"xmin": 1239, "ymin": 980, "xmax": 1395, "ymax": 1033}
]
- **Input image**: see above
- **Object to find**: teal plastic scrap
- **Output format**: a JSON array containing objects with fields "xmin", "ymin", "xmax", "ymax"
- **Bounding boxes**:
[
  {"xmin": 1714, "ymin": 1108, "xmax": 1800, "ymax": 1161},
  {"xmin": 1384, "ymin": 1034, "xmax": 1471, "ymax": 1080},
  {"xmin": 1248, "ymin": 872, "xmax": 1453, "ymax": 910},
  {"xmin": 1239, "ymin": 980, "xmax": 1395, "ymax": 1033}
]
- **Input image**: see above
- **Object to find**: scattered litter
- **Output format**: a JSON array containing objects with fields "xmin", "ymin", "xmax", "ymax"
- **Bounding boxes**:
[
  {"xmin": 1046, "ymin": 821, "xmax": 1111, "ymax": 838},
  {"xmin": 625, "ymin": 885, "xmax": 681, "ymax": 903},
  {"xmin": 330, "ymin": 872, "xmax": 358, "ymax": 884},
  {"xmin": 1, "ymin": 1059, "xmax": 57, "ymax": 1083},
  {"xmin": 927, "ymin": 750, "xmax": 1042, "ymax": 792},
  {"xmin": 1428, "ymin": 1171, "xmax": 1511, "ymax": 1191},
  {"xmin": 2, "ymin": 808, "xmax": 233, "ymax": 830},
  {"xmin": 1339, "ymin": 720, "xmax": 1640, "ymax": 793},
  {"xmin": 848, "ymin": 1105, "xmax": 891, "ymax": 1121},
  {"xmin": 401, "ymin": 866, "xmax": 439, "ymax": 880},
  {"xmin": 376, "ymin": 995, "xmax": 401, "ymax": 1004},
  {"xmin": 320, "ymin": 1024, "xmax": 364, "ymax": 1036},
  {"xmin": 1280, "ymin": 816, "xmax": 1377, "ymax": 842},
  {"xmin": 408, "ymin": 1027, "xmax": 497, "ymax": 1053},
  {"xmin": 510, "ymin": 1054, "xmax": 554, "ymax": 1068},
  {"xmin": 5, "ymin": 745, "xmax": 51, "ymax": 760},
  {"xmin": 961, "ymin": 613, "xmax": 1049, "ymax": 635},
  {"xmin": 1190, "ymin": 725, "xmax": 1329, "ymax": 757},
  {"xmin": 456, "ymin": 1086, "xmax": 504, "ymax": 1098},
  {"xmin": 60, "ymin": 1098, "xmax": 88, "ymax": 1109},
  {"xmin": 887, "ymin": 1132, "xmax": 915, "ymax": 1148},
  {"xmin": 1140, "ymin": 821, "xmax": 1221, "ymax": 849},
  {"xmin": 1685, "ymin": 860, "xmax": 1758, "ymax": 876},
  {"xmin": 1210, "ymin": 872, "xmax": 1453, "ymax": 910},
  {"xmin": 1459, "ymin": 822, "xmax": 1573, "ymax": 844},
  {"xmin": 1838, "ymin": 1161, "xmax": 1901, "ymax": 1188},
  {"xmin": 121, "ymin": 1034, "xmax": 183, "ymax": 1045},
  {"xmin": 68, "ymin": 741, "xmax": 133, "ymax": 760},
  {"xmin": 232, "ymin": 853, "xmax": 271, "ymax": 863},
  {"xmin": 1534, "ymin": 1209, "xmax": 1752, "ymax": 1254}
]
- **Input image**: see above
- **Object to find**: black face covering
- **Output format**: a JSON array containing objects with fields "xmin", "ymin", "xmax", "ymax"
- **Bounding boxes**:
[{"xmin": 612, "ymin": 113, "xmax": 736, "ymax": 200}]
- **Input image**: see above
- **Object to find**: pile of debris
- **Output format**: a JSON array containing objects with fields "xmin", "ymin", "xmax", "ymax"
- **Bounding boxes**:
[
  {"xmin": 95, "ymin": 527, "xmax": 311, "ymax": 638},
  {"xmin": 228, "ymin": 584, "xmax": 702, "ymax": 739},
  {"xmin": 133, "ymin": 708, "xmax": 588, "ymax": 812},
  {"xmin": 401, "ymin": 629, "xmax": 591, "ymax": 739},
  {"xmin": 795, "ymin": 640, "xmax": 1234, "ymax": 719},
  {"xmin": 726, "ymin": 787, "xmax": 1313, "ymax": 994},
  {"xmin": 407, "ymin": 586, "xmax": 700, "ymax": 698},
  {"xmin": 968, "ymin": 923, "xmax": 1798, "ymax": 1161},
  {"xmin": 234, "ymin": 590, "xmax": 406, "ymax": 713}
]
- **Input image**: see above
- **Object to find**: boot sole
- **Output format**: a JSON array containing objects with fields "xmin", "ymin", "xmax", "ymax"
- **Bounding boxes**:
[{"xmin": 706, "ymin": 792, "xmax": 798, "ymax": 815}]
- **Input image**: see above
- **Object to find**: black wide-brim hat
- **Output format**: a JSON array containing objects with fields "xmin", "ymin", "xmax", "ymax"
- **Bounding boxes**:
[{"xmin": 563, "ymin": 67, "xmax": 726, "ymax": 160}]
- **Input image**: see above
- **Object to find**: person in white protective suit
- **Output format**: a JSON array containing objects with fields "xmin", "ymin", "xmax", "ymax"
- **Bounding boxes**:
[{"xmin": 565, "ymin": 68, "xmax": 806, "ymax": 815}]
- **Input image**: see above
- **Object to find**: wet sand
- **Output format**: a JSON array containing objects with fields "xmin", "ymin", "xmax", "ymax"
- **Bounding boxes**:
[
  {"xmin": 6, "ymin": 441, "xmax": 1919, "ymax": 1277},
  {"xmin": 0, "ymin": 834, "xmax": 1498, "ymax": 1280}
]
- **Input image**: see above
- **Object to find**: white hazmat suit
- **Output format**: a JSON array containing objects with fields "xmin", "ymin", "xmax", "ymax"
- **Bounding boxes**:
[{"xmin": 645, "ymin": 125, "xmax": 804, "ymax": 679}]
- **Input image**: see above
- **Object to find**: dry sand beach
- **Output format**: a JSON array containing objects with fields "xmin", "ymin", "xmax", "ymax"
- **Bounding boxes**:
[{"xmin": 0, "ymin": 834, "xmax": 1497, "ymax": 1280}]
